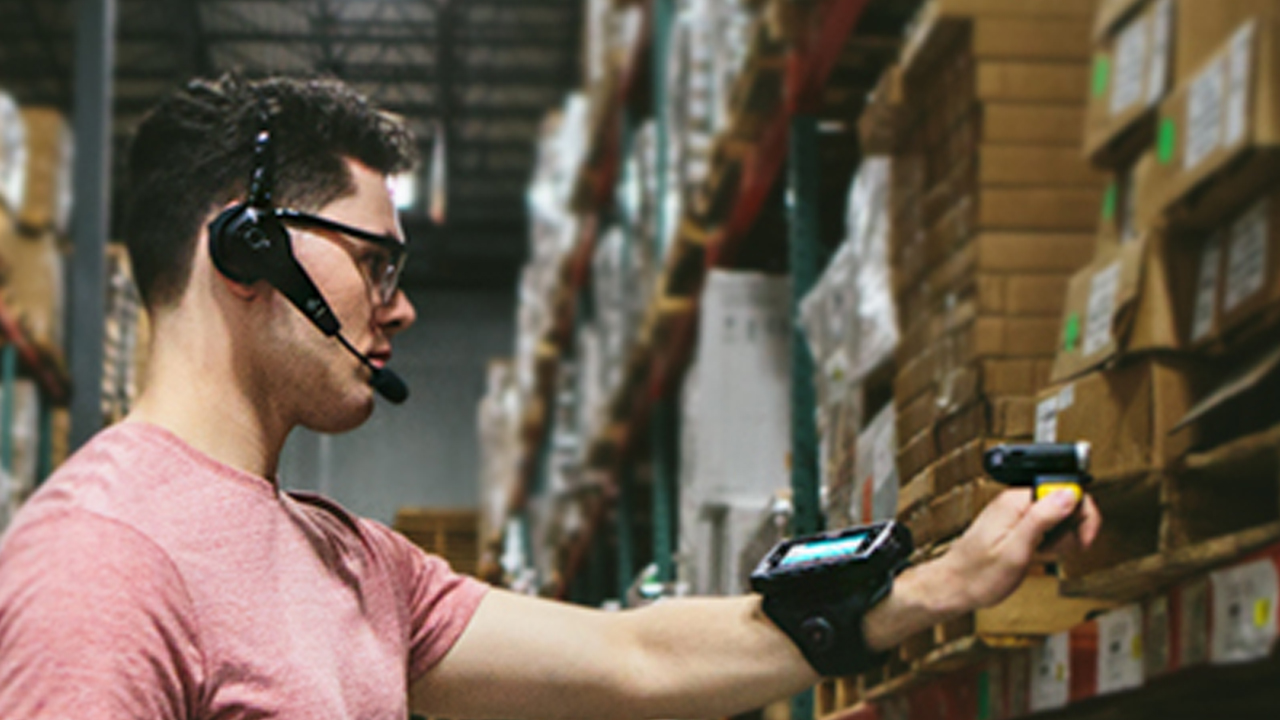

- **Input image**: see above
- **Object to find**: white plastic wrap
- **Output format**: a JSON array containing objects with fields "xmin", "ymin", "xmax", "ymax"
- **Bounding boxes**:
[{"xmin": 0, "ymin": 93, "xmax": 27, "ymax": 215}]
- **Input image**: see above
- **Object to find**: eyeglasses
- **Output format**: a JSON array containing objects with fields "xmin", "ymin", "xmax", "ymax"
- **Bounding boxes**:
[{"xmin": 274, "ymin": 208, "xmax": 408, "ymax": 306}]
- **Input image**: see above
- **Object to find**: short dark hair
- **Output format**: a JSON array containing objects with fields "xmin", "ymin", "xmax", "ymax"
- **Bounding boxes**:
[{"xmin": 124, "ymin": 74, "xmax": 418, "ymax": 308}]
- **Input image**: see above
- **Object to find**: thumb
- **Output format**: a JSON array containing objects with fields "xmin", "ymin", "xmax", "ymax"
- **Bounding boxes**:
[{"xmin": 1012, "ymin": 490, "xmax": 1079, "ymax": 551}]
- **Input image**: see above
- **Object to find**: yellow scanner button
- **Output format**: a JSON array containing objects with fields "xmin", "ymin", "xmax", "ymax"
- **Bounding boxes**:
[{"xmin": 1034, "ymin": 482, "xmax": 1082, "ymax": 503}]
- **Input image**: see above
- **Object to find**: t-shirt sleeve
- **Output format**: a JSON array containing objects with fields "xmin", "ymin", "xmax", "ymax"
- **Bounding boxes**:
[
  {"xmin": 0, "ymin": 508, "xmax": 206, "ymax": 720},
  {"xmin": 360, "ymin": 519, "xmax": 489, "ymax": 681}
]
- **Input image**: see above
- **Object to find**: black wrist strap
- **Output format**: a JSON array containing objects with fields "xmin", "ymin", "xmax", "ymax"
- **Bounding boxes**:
[{"xmin": 760, "ymin": 582, "xmax": 893, "ymax": 677}]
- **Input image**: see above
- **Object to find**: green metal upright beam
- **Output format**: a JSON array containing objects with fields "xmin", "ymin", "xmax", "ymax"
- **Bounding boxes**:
[
  {"xmin": 651, "ymin": 395, "xmax": 679, "ymax": 582},
  {"xmin": 788, "ymin": 115, "xmax": 826, "ymax": 720},
  {"xmin": 1, "ymin": 345, "xmax": 16, "ymax": 479},
  {"xmin": 615, "ymin": 461, "xmax": 636, "ymax": 605},
  {"xmin": 787, "ymin": 115, "xmax": 826, "ymax": 539},
  {"xmin": 652, "ymin": 0, "xmax": 675, "ymax": 259},
  {"xmin": 649, "ymin": 0, "xmax": 680, "ymax": 587}
]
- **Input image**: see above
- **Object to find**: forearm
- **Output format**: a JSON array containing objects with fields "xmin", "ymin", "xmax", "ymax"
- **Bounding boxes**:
[{"xmin": 619, "ymin": 595, "xmax": 818, "ymax": 719}]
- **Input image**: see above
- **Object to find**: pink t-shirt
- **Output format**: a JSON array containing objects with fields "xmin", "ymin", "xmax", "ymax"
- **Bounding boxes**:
[{"xmin": 0, "ymin": 422, "xmax": 489, "ymax": 719}]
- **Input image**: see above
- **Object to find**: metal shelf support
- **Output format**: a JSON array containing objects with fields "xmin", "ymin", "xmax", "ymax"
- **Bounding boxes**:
[
  {"xmin": 787, "ymin": 113, "xmax": 827, "ymax": 720},
  {"xmin": 1, "ymin": 345, "xmax": 16, "ymax": 482}
]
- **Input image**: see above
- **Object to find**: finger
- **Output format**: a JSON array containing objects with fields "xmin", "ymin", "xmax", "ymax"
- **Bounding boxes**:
[
  {"xmin": 1012, "ymin": 490, "xmax": 1079, "ymax": 551},
  {"xmin": 1075, "ymin": 495, "xmax": 1103, "ymax": 548}
]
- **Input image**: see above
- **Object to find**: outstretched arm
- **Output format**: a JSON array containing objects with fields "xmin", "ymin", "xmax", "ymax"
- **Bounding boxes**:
[{"xmin": 412, "ymin": 489, "xmax": 1098, "ymax": 720}]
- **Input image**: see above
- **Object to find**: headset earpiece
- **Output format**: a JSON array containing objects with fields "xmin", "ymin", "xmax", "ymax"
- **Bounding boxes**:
[{"xmin": 208, "ymin": 203, "xmax": 273, "ymax": 285}]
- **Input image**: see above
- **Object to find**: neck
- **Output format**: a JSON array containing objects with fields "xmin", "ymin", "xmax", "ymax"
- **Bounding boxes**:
[{"xmin": 127, "ymin": 306, "xmax": 290, "ymax": 482}]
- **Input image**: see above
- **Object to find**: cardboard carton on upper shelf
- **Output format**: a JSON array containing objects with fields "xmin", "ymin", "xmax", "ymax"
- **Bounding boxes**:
[
  {"xmin": 18, "ymin": 108, "xmax": 72, "ymax": 236},
  {"xmin": 902, "ymin": 0, "xmax": 1099, "ymax": 85},
  {"xmin": 1145, "ymin": 18, "xmax": 1280, "ymax": 232},
  {"xmin": 1180, "ymin": 184, "xmax": 1280, "ymax": 348},
  {"xmin": 1049, "ymin": 227, "xmax": 1195, "ymax": 383},
  {"xmin": 0, "ymin": 211, "xmax": 64, "ymax": 356},
  {"xmin": 1037, "ymin": 356, "xmax": 1201, "ymax": 481}
]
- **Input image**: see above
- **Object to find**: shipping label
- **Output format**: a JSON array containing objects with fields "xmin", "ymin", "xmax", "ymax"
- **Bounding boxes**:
[
  {"xmin": 1225, "ymin": 22, "xmax": 1257, "ymax": 150},
  {"xmin": 1146, "ymin": 0, "xmax": 1173, "ymax": 106},
  {"xmin": 1210, "ymin": 558, "xmax": 1280, "ymax": 664},
  {"xmin": 1185, "ymin": 55, "xmax": 1226, "ymax": 171},
  {"xmin": 1097, "ymin": 605, "xmax": 1145, "ymax": 695},
  {"xmin": 1035, "ymin": 395, "xmax": 1058, "ymax": 444},
  {"xmin": 1083, "ymin": 261, "xmax": 1122, "ymax": 357},
  {"xmin": 1223, "ymin": 198, "xmax": 1270, "ymax": 313},
  {"xmin": 1057, "ymin": 383, "xmax": 1075, "ymax": 412},
  {"xmin": 1030, "ymin": 632, "xmax": 1070, "ymax": 712},
  {"xmin": 1180, "ymin": 577, "xmax": 1212, "ymax": 668},
  {"xmin": 1111, "ymin": 16, "xmax": 1149, "ymax": 116},
  {"xmin": 1191, "ymin": 232, "xmax": 1223, "ymax": 341}
]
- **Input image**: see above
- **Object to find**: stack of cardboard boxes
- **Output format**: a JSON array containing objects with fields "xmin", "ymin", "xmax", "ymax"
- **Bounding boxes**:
[
  {"xmin": 1038, "ymin": 0, "xmax": 1280, "ymax": 586},
  {"xmin": 888, "ymin": 0, "xmax": 1106, "ymax": 550}
]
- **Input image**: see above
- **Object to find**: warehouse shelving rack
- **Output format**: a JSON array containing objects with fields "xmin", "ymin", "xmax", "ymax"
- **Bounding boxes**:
[{"xmin": 0, "ymin": 293, "xmax": 70, "ymax": 493}]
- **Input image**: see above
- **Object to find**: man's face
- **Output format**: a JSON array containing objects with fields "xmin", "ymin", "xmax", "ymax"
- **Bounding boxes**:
[{"xmin": 264, "ymin": 158, "xmax": 417, "ymax": 432}]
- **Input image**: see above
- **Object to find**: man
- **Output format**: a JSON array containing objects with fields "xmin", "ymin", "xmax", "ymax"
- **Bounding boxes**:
[{"xmin": 0, "ymin": 76, "xmax": 1100, "ymax": 719}]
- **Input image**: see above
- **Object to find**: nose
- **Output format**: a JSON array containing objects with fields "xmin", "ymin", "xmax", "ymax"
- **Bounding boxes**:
[{"xmin": 376, "ymin": 288, "xmax": 417, "ymax": 336}]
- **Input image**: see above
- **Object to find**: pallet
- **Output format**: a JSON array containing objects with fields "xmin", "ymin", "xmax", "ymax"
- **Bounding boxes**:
[{"xmin": 1062, "ymin": 425, "xmax": 1280, "ymax": 602}]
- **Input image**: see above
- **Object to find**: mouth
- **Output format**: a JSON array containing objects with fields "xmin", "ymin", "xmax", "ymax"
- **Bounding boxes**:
[{"xmin": 366, "ymin": 349, "xmax": 392, "ymax": 368}]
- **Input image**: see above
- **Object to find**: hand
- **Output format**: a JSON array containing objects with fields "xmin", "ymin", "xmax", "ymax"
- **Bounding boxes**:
[{"xmin": 931, "ymin": 489, "xmax": 1102, "ymax": 611}]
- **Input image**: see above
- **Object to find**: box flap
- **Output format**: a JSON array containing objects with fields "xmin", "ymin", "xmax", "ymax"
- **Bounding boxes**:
[
  {"xmin": 1094, "ymin": 0, "xmax": 1151, "ymax": 41},
  {"xmin": 1172, "ymin": 339, "xmax": 1280, "ymax": 432}
]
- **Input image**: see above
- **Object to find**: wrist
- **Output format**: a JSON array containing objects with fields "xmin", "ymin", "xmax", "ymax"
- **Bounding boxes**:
[{"xmin": 861, "ymin": 560, "xmax": 969, "ymax": 652}]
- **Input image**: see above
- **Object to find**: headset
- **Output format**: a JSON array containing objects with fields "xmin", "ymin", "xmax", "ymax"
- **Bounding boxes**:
[{"xmin": 207, "ymin": 103, "xmax": 409, "ymax": 404}]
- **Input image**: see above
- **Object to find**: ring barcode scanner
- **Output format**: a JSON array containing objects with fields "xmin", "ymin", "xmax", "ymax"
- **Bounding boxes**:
[{"xmin": 984, "ymin": 442, "xmax": 1092, "ymax": 548}]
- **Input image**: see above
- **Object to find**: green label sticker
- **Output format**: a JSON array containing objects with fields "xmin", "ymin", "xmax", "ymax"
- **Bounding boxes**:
[
  {"xmin": 1064, "ymin": 313, "xmax": 1082, "ymax": 352},
  {"xmin": 1092, "ymin": 54, "xmax": 1111, "ymax": 99},
  {"xmin": 1158, "ymin": 117, "xmax": 1178, "ymax": 164},
  {"xmin": 977, "ymin": 670, "xmax": 992, "ymax": 720},
  {"xmin": 1102, "ymin": 182, "xmax": 1118, "ymax": 223}
]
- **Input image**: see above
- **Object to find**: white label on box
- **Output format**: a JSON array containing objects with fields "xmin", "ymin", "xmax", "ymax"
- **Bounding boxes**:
[
  {"xmin": 1083, "ymin": 261, "xmax": 1122, "ymax": 357},
  {"xmin": 1030, "ymin": 632, "xmax": 1071, "ymax": 712},
  {"xmin": 1058, "ymin": 384, "xmax": 1075, "ymax": 411},
  {"xmin": 1191, "ymin": 232, "xmax": 1223, "ymax": 341},
  {"xmin": 1210, "ymin": 558, "xmax": 1280, "ymax": 664},
  {"xmin": 1111, "ymin": 16, "xmax": 1149, "ymax": 116},
  {"xmin": 1225, "ymin": 22, "xmax": 1257, "ymax": 150},
  {"xmin": 1145, "ymin": 596, "xmax": 1171, "ymax": 678},
  {"xmin": 1035, "ymin": 395, "xmax": 1059, "ymax": 443},
  {"xmin": 1146, "ymin": 0, "xmax": 1173, "ymax": 106},
  {"xmin": 1098, "ymin": 605, "xmax": 1145, "ymax": 695},
  {"xmin": 1223, "ymin": 198, "xmax": 1270, "ymax": 313},
  {"xmin": 1185, "ymin": 55, "xmax": 1226, "ymax": 171},
  {"xmin": 1180, "ymin": 578, "xmax": 1212, "ymax": 668}
]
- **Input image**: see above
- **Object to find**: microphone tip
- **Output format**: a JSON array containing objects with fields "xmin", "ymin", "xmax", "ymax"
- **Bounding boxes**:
[{"xmin": 370, "ymin": 367, "xmax": 409, "ymax": 404}]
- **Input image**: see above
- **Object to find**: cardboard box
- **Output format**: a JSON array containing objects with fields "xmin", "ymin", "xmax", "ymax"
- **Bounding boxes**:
[
  {"xmin": 1191, "ymin": 188, "xmax": 1280, "ymax": 343},
  {"xmin": 928, "ymin": 232, "xmax": 1098, "ymax": 303},
  {"xmin": 976, "ymin": 62, "xmax": 1092, "ymax": 104},
  {"xmin": 0, "ymin": 219, "xmax": 64, "ymax": 353},
  {"xmin": 1050, "ymin": 230, "xmax": 1189, "ymax": 382},
  {"xmin": 903, "ymin": 0, "xmax": 1100, "ymax": 83},
  {"xmin": 894, "ymin": 348, "xmax": 937, "ymax": 409},
  {"xmin": 1036, "ymin": 356, "xmax": 1200, "ymax": 479},
  {"xmin": 974, "ymin": 145, "xmax": 1107, "ymax": 187},
  {"xmin": 936, "ymin": 396, "xmax": 1036, "ymax": 455},
  {"xmin": 1084, "ymin": 0, "xmax": 1174, "ymax": 166},
  {"xmin": 1148, "ymin": 18, "xmax": 1280, "ymax": 231},
  {"xmin": 980, "ymin": 104, "xmax": 1090, "ymax": 145},
  {"xmin": 17, "ymin": 108, "xmax": 72, "ymax": 236},
  {"xmin": 852, "ymin": 404, "xmax": 899, "ymax": 524},
  {"xmin": 976, "ymin": 274, "xmax": 1074, "ymax": 316}
]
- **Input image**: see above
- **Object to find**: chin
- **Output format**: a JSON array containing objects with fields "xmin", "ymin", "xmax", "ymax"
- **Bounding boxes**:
[{"xmin": 301, "ymin": 390, "xmax": 376, "ymax": 434}]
